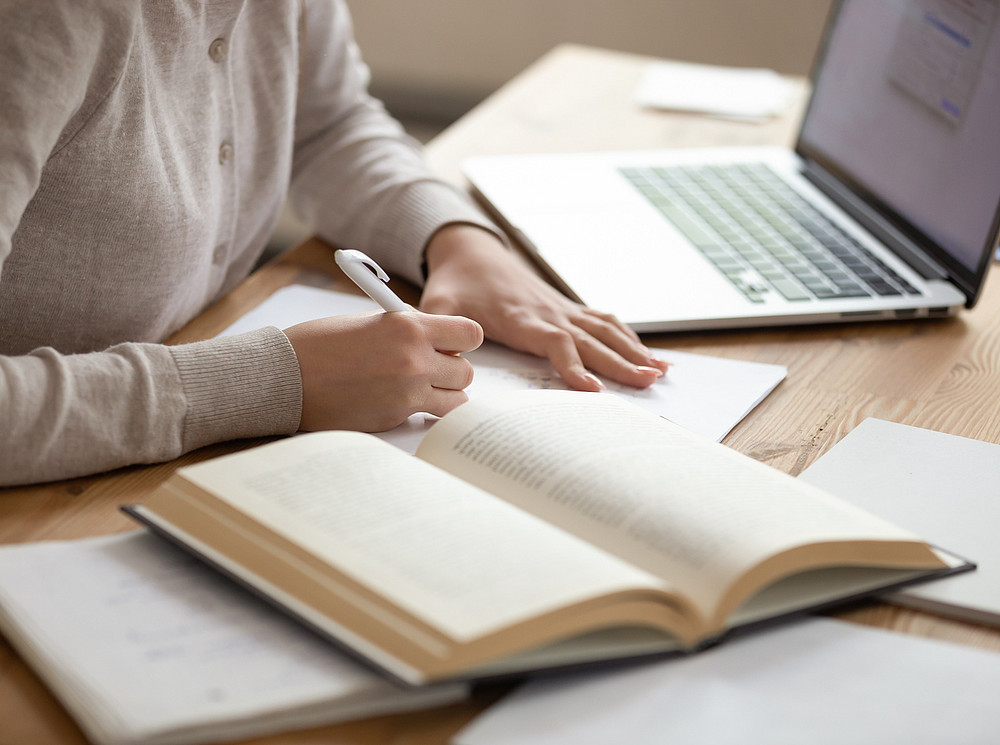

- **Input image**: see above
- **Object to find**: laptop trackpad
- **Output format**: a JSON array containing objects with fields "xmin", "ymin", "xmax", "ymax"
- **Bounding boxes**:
[{"xmin": 515, "ymin": 210, "xmax": 751, "ymax": 325}]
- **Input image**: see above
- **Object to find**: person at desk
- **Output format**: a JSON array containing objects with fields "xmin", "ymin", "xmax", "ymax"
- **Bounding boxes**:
[{"xmin": 0, "ymin": 1, "xmax": 666, "ymax": 487}]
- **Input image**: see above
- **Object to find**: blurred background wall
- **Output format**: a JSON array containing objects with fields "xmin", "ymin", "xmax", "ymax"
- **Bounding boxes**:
[{"xmin": 348, "ymin": 0, "xmax": 835, "ymax": 123}]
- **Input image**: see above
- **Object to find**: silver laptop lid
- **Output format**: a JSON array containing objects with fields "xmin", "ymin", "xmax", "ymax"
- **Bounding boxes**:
[{"xmin": 796, "ymin": 0, "xmax": 1000, "ymax": 306}]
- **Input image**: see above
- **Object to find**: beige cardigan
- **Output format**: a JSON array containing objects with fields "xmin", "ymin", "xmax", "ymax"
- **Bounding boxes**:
[{"xmin": 0, "ymin": 0, "xmax": 495, "ymax": 485}]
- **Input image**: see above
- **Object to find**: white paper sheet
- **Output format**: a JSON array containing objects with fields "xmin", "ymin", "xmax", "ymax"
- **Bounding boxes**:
[
  {"xmin": 454, "ymin": 618, "xmax": 1000, "ymax": 745},
  {"xmin": 633, "ymin": 60, "xmax": 798, "ymax": 122},
  {"xmin": 799, "ymin": 418, "xmax": 1000, "ymax": 625},
  {"xmin": 0, "ymin": 532, "xmax": 465, "ymax": 745},
  {"xmin": 219, "ymin": 284, "xmax": 785, "ymax": 450}
]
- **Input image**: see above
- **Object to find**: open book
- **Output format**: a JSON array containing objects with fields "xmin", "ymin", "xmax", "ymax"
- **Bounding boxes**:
[{"xmin": 125, "ymin": 390, "xmax": 969, "ymax": 686}]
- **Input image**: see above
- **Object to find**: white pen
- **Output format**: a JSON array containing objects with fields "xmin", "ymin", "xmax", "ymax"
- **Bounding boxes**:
[{"xmin": 334, "ymin": 249, "xmax": 410, "ymax": 312}]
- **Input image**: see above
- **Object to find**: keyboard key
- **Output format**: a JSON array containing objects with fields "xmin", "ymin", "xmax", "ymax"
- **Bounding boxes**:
[
  {"xmin": 659, "ymin": 208, "xmax": 716, "ymax": 246},
  {"xmin": 769, "ymin": 277, "xmax": 812, "ymax": 301},
  {"xmin": 867, "ymin": 280, "xmax": 903, "ymax": 296}
]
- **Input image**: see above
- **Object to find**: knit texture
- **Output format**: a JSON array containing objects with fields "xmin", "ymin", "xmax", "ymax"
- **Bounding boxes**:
[{"xmin": 0, "ymin": 0, "xmax": 496, "ymax": 485}]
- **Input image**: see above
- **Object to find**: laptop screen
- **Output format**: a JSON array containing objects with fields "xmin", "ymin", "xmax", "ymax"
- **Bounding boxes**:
[{"xmin": 797, "ymin": 0, "xmax": 1000, "ymax": 292}]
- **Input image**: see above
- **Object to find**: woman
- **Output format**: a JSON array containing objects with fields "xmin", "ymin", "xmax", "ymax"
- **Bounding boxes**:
[{"xmin": 0, "ymin": 1, "xmax": 665, "ymax": 486}]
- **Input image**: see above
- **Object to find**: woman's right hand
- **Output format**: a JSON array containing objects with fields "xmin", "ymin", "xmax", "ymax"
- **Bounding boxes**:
[{"xmin": 283, "ymin": 310, "xmax": 484, "ymax": 433}]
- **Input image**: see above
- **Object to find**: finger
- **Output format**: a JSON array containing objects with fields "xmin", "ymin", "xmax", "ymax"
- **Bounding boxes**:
[
  {"xmin": 430, "ymin": 352, "xmax": 476, "ymax": 392},
  {"xmin": 422, "ymin": 313, "xmax": 484, "ymax": 354},
  {"xmin": 499, "ymin": 316, "xmax": 654, "ymax": 392},
  {"xmin": 420, "ymin": 387, "xmax": 471, "ymax": 418},
  {"xmin": 526, "ymin": 323, "xmax": 606, "ymax": 392},
  {"xmin": 579, "ymin": 306, "xmax": 644, "ymax": 344},
  {"xmin": 572, "ymin": 309, "xmax": 667, "ymax": 371},
  {"xmin": 554, "ymin": 327, "xmax": 664, "ymax": 389}
]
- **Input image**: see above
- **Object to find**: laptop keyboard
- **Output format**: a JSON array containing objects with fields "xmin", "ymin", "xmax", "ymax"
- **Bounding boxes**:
[{"xmin": 620, "ymin": 163, "xmax": 920, "ymax": 303}]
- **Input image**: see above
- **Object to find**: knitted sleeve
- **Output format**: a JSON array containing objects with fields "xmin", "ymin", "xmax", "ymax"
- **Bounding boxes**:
[
  {"xmin": 0, "ymin": 4, "xmax": 302, "ymax": 486},
  {"xmin": 287, "ymin": 0, "xmax": 502, "ymax": 287}
]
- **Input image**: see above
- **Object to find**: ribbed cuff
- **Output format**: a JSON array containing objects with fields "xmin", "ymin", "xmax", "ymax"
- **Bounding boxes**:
[
  {"xmin": 374, "ymin": 180, "xmax": 505, "ymax": 286},
  {"xmin": 169, "ymin": 326, "xmax": 302, "ymax": 451}
]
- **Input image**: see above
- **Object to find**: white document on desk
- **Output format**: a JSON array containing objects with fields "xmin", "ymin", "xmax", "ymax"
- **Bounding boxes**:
[
  {"xmin": 799, "ymin": 418, "xmax": 1000, "ymax": 626},
  {"xmin": 454, "ymin": 618, "xmax": 1000, "ymax": 745},
  {"xmin": 0, "ymin": 532, "xmax": 466, "ymax": 745},
  {"xmin": 219, "ymin": 284, "xmax": 786, "ymax": 450},
  {"xmin": 633, "ymin": 59, "xmax": 798, "ymax": 121}
]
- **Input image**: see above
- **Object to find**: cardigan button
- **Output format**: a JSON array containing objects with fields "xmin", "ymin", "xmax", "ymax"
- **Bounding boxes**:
[
  {"xmin": 218, "ymin": 142, "xmax": 234, "ymax": 165},
  {"xmin": 208, "ymin": 38, "xmax": 227, "ymax": 63}
]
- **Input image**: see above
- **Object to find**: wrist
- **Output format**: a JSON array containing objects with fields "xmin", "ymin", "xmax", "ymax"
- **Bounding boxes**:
[{"xmin": 424, "ymin": 223, "xmax": 508, "ymax": 276}]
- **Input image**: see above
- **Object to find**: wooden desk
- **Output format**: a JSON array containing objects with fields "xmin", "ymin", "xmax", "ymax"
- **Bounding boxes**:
[{"xmin": 3, "ymin": 44, "xmax": 999, "ymax": 745}]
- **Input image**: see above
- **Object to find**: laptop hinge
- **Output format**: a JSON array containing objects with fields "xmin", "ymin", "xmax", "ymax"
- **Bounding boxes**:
[{"xmin": 802, "ymin": 161, "xmax": 949, "ymax": 281}]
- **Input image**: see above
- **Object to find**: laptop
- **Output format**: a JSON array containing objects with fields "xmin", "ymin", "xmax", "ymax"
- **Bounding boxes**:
[{"xmin": 463, "ymin": 0, "xmax": 1000, "ymax": 333}]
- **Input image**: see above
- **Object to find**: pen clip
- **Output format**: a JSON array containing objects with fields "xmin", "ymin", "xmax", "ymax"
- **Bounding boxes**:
[
  {"xmin": 334, "ymin": 248, "xmax": 410, "ymax": 312},
  {"xmin": 336, "ymin": 248, "xmax": 390, "ymax": 283}
]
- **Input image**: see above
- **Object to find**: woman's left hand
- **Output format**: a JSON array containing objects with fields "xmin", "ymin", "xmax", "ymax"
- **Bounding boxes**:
[{"xmin": 420, "ymin": 224, "xmax": 668, "ymax": 391}]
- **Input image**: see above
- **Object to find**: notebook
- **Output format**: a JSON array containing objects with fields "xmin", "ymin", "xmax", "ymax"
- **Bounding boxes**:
[
  {"xmin": 0, "ymin": 532, "xmax": 467, "ymax": 745},
  {"xmin": 463, "ymin": 0, "xmax": 1000, "ymax": 333},
  {"xmin": 799, "ymin": 418, "xmax": 1000, "ymax": 626}
]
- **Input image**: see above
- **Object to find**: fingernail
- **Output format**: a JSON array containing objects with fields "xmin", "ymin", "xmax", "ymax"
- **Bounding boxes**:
[
  {"xmin": 582, "ymin": 373, "xmax": 605, "ymax": 390},
  {"xmin": 637, "ymin": 365, "xmax": 665, "ymax": 378}
]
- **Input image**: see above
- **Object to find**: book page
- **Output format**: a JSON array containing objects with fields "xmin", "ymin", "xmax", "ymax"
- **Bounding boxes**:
[
  {"xmin": 417, "ymin": 390, "xmax": 940, "ymax": 620},
  {"xmin": 181, "ymin": 432, "xmax": 668, "ymax": 643}
]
